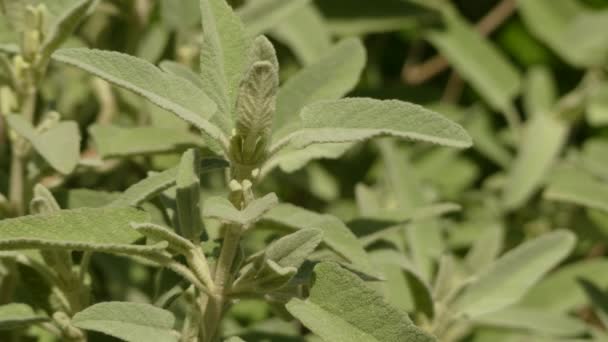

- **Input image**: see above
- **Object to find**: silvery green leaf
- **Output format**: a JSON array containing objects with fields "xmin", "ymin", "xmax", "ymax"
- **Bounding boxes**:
[
  {"xmin": 199, "ymin": 0, "xmax": 250, "ymax": 132},
  {"xmin": 270, "ymin": 4, "xmax": 331, "ymax": 65},
  {"xmin": 238, "ymin": 0, "xmax": 309, "ymax": 36},
  {"xmin": 587, "ymin": 83, "xmax": 608, "ymax": 126},
  {"xmin": 261, "ymin": 204, "xmax": 374, "ymax": 276},
  {"xmin": 286, "ymin": 262, "xmax": 436, "ymax": 342},
  {"xmin": 160, "ymin": 0, "xmax": 200, "ymax": 30},
  {"xmin": 204, "ymin": 193, "xmax": 278, "ymax": 227},
  {"xmin": 131, "ymin": 223, "xmax": 195, "ymax": 255},
  {"xmin": 235, "ymin": 61, "xmax": 278, "ymax": 146},
  {"xmin": 261, "ymin": 142, "xmax": 354, "ymax": 176},
  {"xmin": 53, "ymin": 49, "xmax": 224, "ymax": 142},
  {"xmin": 453, "ymin": 230, "xmax": 576, "ymax": 318},
  {"xmin": 247, "ymin": 35, "xmax": 278, "ymax": 71},
  {"xmin": 72, "ymin": 302, "xmax": 179, "ymax": 342},
  {"xmin": 280, "ymin": 98, "xmax": 472, "ymax": 152},
  {"xmin": 502, "ymin": 111, "xmax": 569, "ymax": 210},
  {"xmin": 40, "ymin": 0, "xmax": 95, "ymax": 60},
  {"xmin": 7, "ymin": 114, "xmax": 80, "ymax": 174},
  {"xmin": 544, "ymin": 162, "xmax": 608, "ymax": 213},
  {"xmin": 520, "ymin": 259, "xmax": 608, "ymax": 313},
  {"xmin": 272, "ymin": 38, "xmax": 366, "ymax": 138},
  {"xmin": 29, "ymin": 183, "xmax": 60, "ymax": 215},
  {"xmin": 265, "ymin": 228, "xmax": 323, "ymax": 269},
  {"xmin": 159, "ymin": 61, "xmax": 204, "ymax": 89},
  {"xmin": 108, "ymin": 158, "xmax": 228, "ymax": 208},
  {"xmin": 89, "ymin": 124, "xmax": 204, "ymax": 158},
  {"xmin": 175, "ymin": 149, "xmax": 205, "ymax": 241},
  {"xmin": 465, "ymin": 224, "xmax": 504, "ymax": 274},
  {"xmin": 427, "ymin": 5, "xmax": 521, "ymax": 112},
  {"xmin": 0, "ymin": 303, "xmax": 48, "ymax": 330},
  {"xmin": 524, "ymin": 67, "xmax": 557, "ymax": 119},
  {"xmin": 0, "ymin": 207, "xmax": 165, "ymax": 255},
  {"xmin": 472, "ymin": 306, "xmax": 587, "ymax": 337},
  {"xmin": 136, "ymin": 23, "xmax": 170, "ymax": 63}
]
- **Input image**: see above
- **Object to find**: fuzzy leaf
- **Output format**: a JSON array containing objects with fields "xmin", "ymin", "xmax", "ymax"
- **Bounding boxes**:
[
  {"xmin": 175, "ymin": 149, "xmax": 205, "ymax": 240},
  {"xmin": 199, "ymin": 0, "xmax": 250, "ymax": 132},
  {"xmin": 72, "ymin": 302, "xmax": 178, "ymax": 342},
  {"xmin": 159, "ymin": 61, "xmax": 204, "ymax": 89},
  {"xmin": 261, "ymin": 204, "xmax": 373, "ymax": 275},
  {"xmin": 53, "ymin": 49, "xmax": 223, "ymax": 140},
  {"xmin": 90, "ymin": 124, "xmax": 203, "ymax": 158},
  {"xmin": 454, "ymin": 230, "xmax": 576, "ymax": 318},
  {"xmin": 40, "ymin": 0, "xmax": 94, "ymax": 59},
  {"xmin": 131, "ymin": 223, "xmax": 194, "ymax": 255},
  {"xmin": 262, "ymin": 142, "xmax": 354, "ymax": 176},
  {"xmin": 270, "ymin": 4, "xmax": 331, "ymax": 65},
  {"xmin": 0, "ymin": 207, "xmax": 161, "ymax": 254},
  {"xmin": 427, "ymin": 5, "xmax": 521, "ymax": 111},
  {"xmin": 286, "ymin": 262, "xmax": 436, "ymax": 342},
  {"xmin": 272, "ymin": 38, "xmax": 366, "ymax": 137},
  {"xmin": 238, "ymin": 0, "xmax": 309, "ymax": 36},
  {"xmin": 283, "ymin": 99, "xmax": 472, "ymax": 151},
  {"xmin": 204, "ymin": 193, "xmax": 278, "ymax": 227},
  {"xmin": 0, "ymin": 303, "xmax": 48, "ymax": 330},
  {"xmin": 7, "ymin": 115, "xmax": 80, "ymax": 174},
  {"xmin": 265, "ymin": 228, "xmax": 323, "ymax": 269}
]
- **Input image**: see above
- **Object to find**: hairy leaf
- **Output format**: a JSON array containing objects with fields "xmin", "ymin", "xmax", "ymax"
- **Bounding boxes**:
[
  {"xmin": 175, "ymin": 149, "xmax": 205, "ymax": 240},
  {"xmin": 286, "ymin": 262, "xmax": 436, "ymax": 342},
  {"xmin": 40, "ymin": 0, "xmax": 94, "ymax": 60},
  {"xmin": 53, "ymin": 49, "xmax": 223, "ymax": 141},
  {"xmin": 72, "ymin": 302, "xmax": 178, "ymax": 342},
  {"xmin": 204, "ymin": 193, "xmax": 278, "ymax": 227},
  {"xmin": 453, "ymin": 231, "xmax": 576, "ymax": 318},
  {"xmin": 544, "ymin": 162, "xmax": 608, "ymax": 213},
  {"xmin": 238, "ymin": 0, "xmax": 309, "ymax": 36}
]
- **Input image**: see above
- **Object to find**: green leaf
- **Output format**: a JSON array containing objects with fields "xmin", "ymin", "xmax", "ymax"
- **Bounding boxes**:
[
  {"xmin": 40, "ymin": 0, "xmax": 94, "ymax": 60},
  {"xmin": 523, "ymin": 67, "xmax": 557, "ymax": 119},
  {"xmin": 520, "ymin": 259, "xmax": 608, "ymax": 313},
  {"xmin": 199, "ymin": 0, "xmax": 250, "ymax": 133},
  {"xmin": 0, "ymin": 303, "xmax": 48, "ymax": 330},
  {"xmin": 261, "ymin": 204, "xmax": 373, "ymax": 276},
  {"xmin": 269, "ymin": 4, "xmax": 331, "ymax": 65},
  {"xmin": 286, "ymin": 262, "xmax": 436, "ymax": 342},
  {"xmin": 0, "ymin": 207, "xmax": 163, "ymax": 254},
  {"xmin": 90, "ymin": 124, "xmax": 204, "ymax": 158},
  {"xmin": 473, "ymin": 306, "xmax": 587, "ymax": 337},
  {"xmin": 272, "ymin": 38, "xmax": 366, "ymax": 137},
  {"xmin": 7, "ymin": 114, "xmax": 80, "ymax": 174},
  {"xmin": 131, "ymin": 223, "xmax": 194, "ymax": 255},
  {"xmin": 238, "ymin": 0, "xmax": 309, "ymax": 36},
  {"xmin": 453, "ymin": 230, "xmax": 576, "ymax": 318},
  {"xmin": 282, "ymin": 98, "xmax": 472, "ymax": 151},
  {"xmin": 465, "ymin": 224, "xmax": 504, "ymax": 274},
  {"xmin": 159, "ymin": 61, "xmax": 204, "ymax": 89},
  {"xmin": 204, "ymin": 193, "xmax": 278, "ymax": 227},
  {"xmin": 502, "ymin": 112, "xmax": 569, "ymax": 210},
  {"xmin": 587, "ymin": 83, "xmax": 608, "ymax": 126},
  {"xmin": 265, "ymin": 228, "xmax": 323, "ymax": 269},
  {"xmin": 53, "ymin": 49, "xmax": 223, "ymax": 141},
  {"xmin": 262, "ymin": 142, "xmax": 354, "ymax": 176},
  {"xmin": 175, "ymin": 149, "xmax": 205, "ymax": 241},
  {"xmin": 315, "ymin": 0, "xmax": 434, "ymax": 36},
  {"xmin": 427, "ymin": 5, "xmax": 521, "ymax": 112},
  {"xmin": 72, "ymin": 302, "xmax": 178, "ymax": 342},
  {"xmin": 544, "ymin": 162, "xmax": 608, "ymax": 213},
  {"xmin": 160, "ymin": 0, "xmax": 200, "ymax": 30}
]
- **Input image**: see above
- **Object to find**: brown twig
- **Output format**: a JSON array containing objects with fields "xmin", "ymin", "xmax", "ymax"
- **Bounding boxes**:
[{"xmin": 402, "ymin": 0, "xmax": 517, "ymax": 85}]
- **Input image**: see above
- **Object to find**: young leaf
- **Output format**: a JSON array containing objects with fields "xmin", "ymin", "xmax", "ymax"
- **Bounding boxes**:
[
  {"xmin": 40, "ymin": 0, "xmax": 95, "ymax": 60},
  {"xmin": 204, "ymin": 193, "xmax": 278, "ymax": 227},
  {"xmin": 261, "ymin": 204, "xmax": 374, "ymax": 275},
  {"xmin": 270, "ymin": 4, "xmax": 331, "ymax": 65},
  {"xmin": 53, "ymin": 49, "xmax": 224, "ymax": 141},
  {"xmin": 281, "ymin": 98, "xmax": 472, "ymax": 151},
  {"xmin": 199, "ymin": 0, "xmax": 250, "ymax": 132},
  {"xmin": 7, "ymin": 114, "xmax": 81, "ymax": 174},
  {"xmin": 0, "ymin": 303, "xmax": 48, "ymax": 330},
  {"xmin": 90, "ymin": 125, "xmax": 204, "ymax": 158},
  {"xmin": 175, "ymin": 149, "xmax": 205, "ymax": 241},
  {"xmin": 265, "ymin": 228, "xmax": 323, "ymax": 269},
  {"xmin": 72, "ymin": 302, "xmax": 178, "ymax": 342},
  {"xmin": 0, "ymin": 207, "xmax": 154, "ymax": 252},
  {"xmin": 286, "ymin": 262, "xmax": 436, "ymax": 342},
  {"xmin": 238, "ymin": 0, "xmax": 309, "ymax": 36},
  {"xmin": 453, "ymin": 230, "xmax": 576, "ymax": 318},
  {"xmin": 427, "ymin": 5, "xmax": 521, "ymax": 112},
  {"xmin": 272, "ymin": 38, "xmax": 366, "ymax": 137},
  {"xmin": 131, "ymin": 223, "xmax": 195, "ymax": 255}
]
